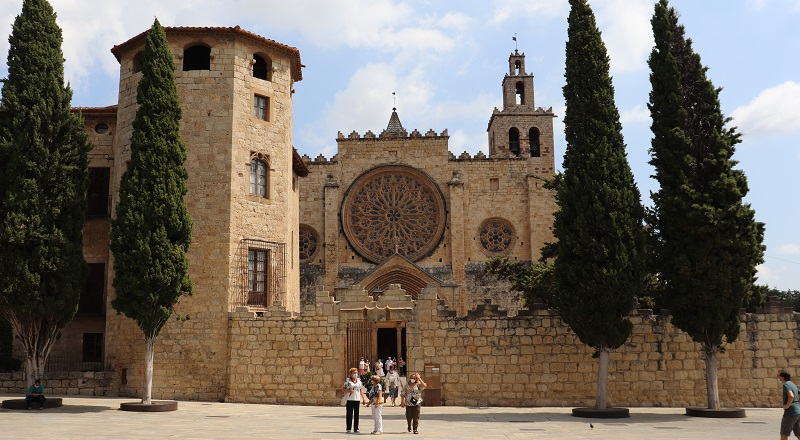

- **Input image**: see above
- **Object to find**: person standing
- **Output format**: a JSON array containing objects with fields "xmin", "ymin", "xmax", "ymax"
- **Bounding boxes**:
[
  {"xmin": 343, "ymin": 368, "xmax": 367, "ymax": 433},
  {"xmin": 401, "ymin": 372, "xmax": 427, "ymax": 434},
  {"xmin": 385, "ymin": 357, "xmax": 394, "ymax": 372},
  {"xmin": 367, "ymin": 375, "xmax": 384, "ymax": 435},
  {"xmin": 374, "ymin": 358, "xmax": 384, "ymax": 377},
  {"xmin": 359, "ymin": 358, "xmax": 367, "ymax": 373},
  {"xmin": 398, "ymin": 357, "xmax": 406, "ymax": 376},
  {"xmin": 25, "ymin": 379, "xmax": 46, "ymax": 410},
  {"xmin": 778, "ymin": 371, "xmax": 800, "ymax": 440},
  {"xmin": 385, "ymin": 366, "xmax": 401, "ymax": 406}
]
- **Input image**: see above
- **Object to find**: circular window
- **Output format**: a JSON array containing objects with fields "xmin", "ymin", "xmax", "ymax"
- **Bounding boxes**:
[
  {"xmin": 299, "ymin": 224, "xmax": 319, "ymax": 262},
  {"xmin": 479, "ymin": 218, "xmax": 515, "ymax": 254},
  {"xmin": 341, "ymin": 165, "xmax": 446, "ymax": 263},
  {"xmin": 94, "ymin": 123, "xmax": 109, "ymax": 134}
]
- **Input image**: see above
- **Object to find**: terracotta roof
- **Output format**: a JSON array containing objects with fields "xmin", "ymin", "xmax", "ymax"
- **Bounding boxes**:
[
  {"xmin": 293, "ymin": 148, "xmax": 309, "ymax": 177},
  {"xmin": 71, "ymin": 105, "xmax": 118, "ymax": 114},
  {"xmin": 111, "ymin": 26, "xmax": 302, "ymax": 81}
]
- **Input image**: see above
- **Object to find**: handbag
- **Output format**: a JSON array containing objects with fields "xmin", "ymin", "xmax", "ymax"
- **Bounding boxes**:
[{"xmin": 340, "ymin": 394, "xmax": 347, "ymax": 406}]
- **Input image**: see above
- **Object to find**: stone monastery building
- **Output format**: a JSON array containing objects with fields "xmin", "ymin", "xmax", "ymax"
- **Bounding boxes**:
[{"xmin": 7, "ymin": 26, "xmax": 798, "ymax": 408}]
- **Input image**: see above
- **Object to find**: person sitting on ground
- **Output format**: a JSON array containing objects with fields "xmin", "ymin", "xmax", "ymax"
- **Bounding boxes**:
[{"xmin": 26, "ymin": 379, "xmax": 47, "ymax": 410}]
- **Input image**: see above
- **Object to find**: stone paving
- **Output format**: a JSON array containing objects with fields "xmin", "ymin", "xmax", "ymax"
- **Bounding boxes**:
[{"xmin": 0, "ymin": 394, "xmax": 782, "ymax": 439}]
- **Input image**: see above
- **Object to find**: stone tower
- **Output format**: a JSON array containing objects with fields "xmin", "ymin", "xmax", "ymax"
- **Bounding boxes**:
[
  {"xmin": 101, "ymin": 27, "xmax": 307, "ymax": 400},
  {"xmin": 487, "ymin": 49, "xmax": 556, "ymax": 166}
]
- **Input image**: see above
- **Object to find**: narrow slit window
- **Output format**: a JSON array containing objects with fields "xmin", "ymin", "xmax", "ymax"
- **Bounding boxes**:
[{"xmin": 249, "ymin": 157, "xmax": 268, "ymax": 198}]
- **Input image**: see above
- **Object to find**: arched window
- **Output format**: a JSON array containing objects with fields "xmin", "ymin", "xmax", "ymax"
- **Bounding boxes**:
[
  {"xmin": 514, "ymin": 60, "xmax": 521, "ymax": 75},
  {"xmin": 249, "ymin": 155, "xmax": 268, "ymax": 198},
  {"xmin": 529, "ymin": 127, "xmax": 541, "ymax": 157},
  {"xmin": 515, "ymin": 81, "xmax": 525, "ymax": 105},
  {"xmin": 508, "ymin": 127, "xmax": 520, "ymax": 156},
  {"xmin": 253, "ymin": 54, "xmax": 271, "ymax": 81},
  {"xmin": 183, "ymin": 45, "xmax": 211, "ymax": 71},
  {"xmin": 132, "ymin": 52, "xmax": 144, "ymax": 73}
]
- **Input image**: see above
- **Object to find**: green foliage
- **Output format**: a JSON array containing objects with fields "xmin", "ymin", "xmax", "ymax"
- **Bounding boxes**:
[
  {"xmin": 647, "ymin": 0, "xmax": 765, "ymax": 349},
  {"xmin": 552, "ymin": 0, "xmax": 646, "ymax": 351},
  {"xmin": 485, "ymin": 257, "xmax": 557, "ymax": 309},
  {"xmin": 110, "ymin": 20, "xmax": 192, "ymax": 339},
  {"xmin": 0, "ymin": 0, "xmax": 89, "ymax": 326}
]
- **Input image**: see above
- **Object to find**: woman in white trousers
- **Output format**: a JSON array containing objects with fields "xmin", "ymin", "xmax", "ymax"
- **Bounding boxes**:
[{"xmin": 366, "ymin": 375, "xmax": 384, "ymax": 434}]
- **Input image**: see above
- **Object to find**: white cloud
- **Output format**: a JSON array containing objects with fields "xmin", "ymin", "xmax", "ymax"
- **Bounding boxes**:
[
  {"xmin": 778, "ymin": 244, "xmax": 800, "ymax": 255},
  {"xmin": 621, "ymin": 104, "xmax": 651, "ymax": 125},
  {"xmin": 491, "ymin": 0, "xmax": 653, "ymax": 74},
  {"xmin": 732, "ymin": 81, "xmax": 800, "ymax": 136},
  {"xmin": 296, "ymin": 62, "xmax": 499, "ymax": 157},
  {"xmin": 0, "ymin": 0, "xmax": 462, "ymax": 91},
  {"xmin": 594, "ymin": 0, "xmax": 654, "ymax": 74},
  {"xmin": 491, "ymin": 0, "xmax": 568, "ymax": 24}
]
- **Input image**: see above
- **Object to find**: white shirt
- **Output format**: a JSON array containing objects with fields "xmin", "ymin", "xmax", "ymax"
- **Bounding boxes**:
[
  {"xmin": 385, "ymin": 359, "xmax": 393, "ymax": 370},
  {"xmin": 359, "ymin": 360, "xmax": 366, "ymax": 370},
  {"xmin": 344, "ymin": 378, "xmax": 363, "ymax": 401}
]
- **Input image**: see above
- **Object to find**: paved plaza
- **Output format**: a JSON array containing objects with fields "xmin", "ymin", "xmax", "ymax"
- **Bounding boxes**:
[{"xmin": 0, "ymin": 394, "xmax": 783, "ymax": 439}]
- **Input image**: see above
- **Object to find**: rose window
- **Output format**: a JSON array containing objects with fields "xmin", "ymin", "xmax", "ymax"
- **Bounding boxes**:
[
  {"xmin": 341, "ymin": 165, "xmax": 446, "ymax": 263},
  {"xmin": 479, "ymin": 218, "xmax": 515, "ymax": 253},
  {"xmin": 299, "ymin": 225, "xmax": 318, "ymax": 262}
]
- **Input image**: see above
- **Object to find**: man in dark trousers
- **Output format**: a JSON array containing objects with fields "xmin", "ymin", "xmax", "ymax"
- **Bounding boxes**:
[
  {"xmin": 778, "ymin": 370, "xmax": 800, "ymax": 440},
  {"xmin": 26, "ymin": 378, "xmax": 46, "ymax": 410}
]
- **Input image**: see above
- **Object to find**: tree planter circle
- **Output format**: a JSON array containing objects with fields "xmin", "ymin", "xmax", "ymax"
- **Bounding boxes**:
[
  {"xmin": 685, "ymin": 407, "xmax": 746, "ymax": 418},
  {"xmin": 2, "ymin": 398, "xmax": 63, "ymax": 409},
  {"xmin": 572, "ymin": 407, "xmax": 630, "ymax": 418},
  {"xmin": 120, "ymin": 401, "xmax": 178, "ymax": 412}
]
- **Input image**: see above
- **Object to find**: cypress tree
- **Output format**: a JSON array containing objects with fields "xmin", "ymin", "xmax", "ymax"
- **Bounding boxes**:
[
  {"xmin": 110, "ymin": 19, "xmax": 192, "ymax": 405},
  {"xmin": 647, "ymin": 0, "xmax": 765, "ymax": 410},
  {"xmin": 0, "ymin": 0, "xmax": 89, "ymax": 386},
  {"xmin": 554, "ymin": 0, "xmax": 646, "ymax": 410}
]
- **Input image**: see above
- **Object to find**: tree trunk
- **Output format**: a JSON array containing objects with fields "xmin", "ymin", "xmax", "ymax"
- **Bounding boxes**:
[
  {"xmin": 5, "ymin": 315, "xmax": 57, "ymax": 389},
  {"xmin": 143, "ymin": 336, "xmax": 155, "ymax": 405},
  {"xmin": 704, "ymin": 344, "xmax": 720, "ymax": 410},
  {"xmin": 596, "ymin": 347, "xmax": 610, "ymax": 409}
]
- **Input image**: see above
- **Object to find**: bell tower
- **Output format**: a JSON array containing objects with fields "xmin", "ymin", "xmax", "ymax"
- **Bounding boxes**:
[{"xmin": 487, "ymin": 49, "xmax": 555, "ymax": 165}]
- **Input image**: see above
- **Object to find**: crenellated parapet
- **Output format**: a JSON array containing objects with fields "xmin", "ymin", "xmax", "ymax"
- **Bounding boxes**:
[
  {"xmin": 302, "ymin": 153, "xmax": 338, "ymax": 164},
  {"xmin": 335, "ymin": 128, "xmax": 449, "ymax": 141},
  {"xmin": 447, "ymin": 150, "xmax": 528, "ymax": 162}
]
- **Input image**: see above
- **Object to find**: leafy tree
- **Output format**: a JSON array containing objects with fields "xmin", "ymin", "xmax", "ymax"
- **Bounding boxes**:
[
  {"xmin": 110, "ymin": 19, "xmax": 192, "ymax": 405},
  {"xmin": 485, "ymin": 257, "xmax": 558, "ymax": 309},
  {"xmin": 552, "ymin": 0, "xmax": 646, "ymax": 410},
  {"xmin": 0, "ymin": 0, "xmax": 89, "ymax": 386},
  {"xmin": 647, "ymin": 0, "xmax": 765, "ymax": 410}
]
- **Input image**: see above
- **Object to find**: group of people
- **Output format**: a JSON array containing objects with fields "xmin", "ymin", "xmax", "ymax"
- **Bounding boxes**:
[
  {"xmin": 358, "ymin": 356, "xmax": 405, "ymax": 377},
  {"xmin": 343, "ymin": 366, "xmax": 426, "ymax": 435}
]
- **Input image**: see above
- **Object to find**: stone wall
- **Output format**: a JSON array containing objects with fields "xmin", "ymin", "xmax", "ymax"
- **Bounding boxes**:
[
  {"xmin": 0, "ymin": 371, "xmax": 117, "ymax": 397},
  {"xmin": 225, "ymin": 286, "xmax": 799, "ymax": 408}
]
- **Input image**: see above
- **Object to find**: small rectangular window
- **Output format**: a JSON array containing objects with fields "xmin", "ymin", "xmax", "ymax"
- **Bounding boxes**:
[
  {"xmin": 247, "ymin": 248, "xmax": 269, "ymax": 306},
  {"xmin": 87, "ymin": 167, "xmax": 110, "ymax": 217},
  {"xmin": 490, "ymin": 178, "xmax": 499, "ymax": 191},
  {"xmin": 79, "ymin": 263, "xmax": 105, "ymax": 315},
  {"xmin": 82, "ymin": 333, "xmax": 103, "ymax": 363},
  {"xmin": 254, "ymin": 95, "xmax": 269, "ymax": 121}
]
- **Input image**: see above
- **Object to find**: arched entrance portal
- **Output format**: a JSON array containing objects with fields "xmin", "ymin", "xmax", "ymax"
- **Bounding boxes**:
[{"xmin": 357, "ymin": 254, "xmax": 442, "ymax": 300}]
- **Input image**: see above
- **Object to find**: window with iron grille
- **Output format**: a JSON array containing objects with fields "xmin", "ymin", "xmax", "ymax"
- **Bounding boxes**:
[
  {"xmin": 82, "ymin": 333, "xmax": 103, "ymax": 363},
  {"xmin": 248, "ymin": 248, "xmax": 269, "ymax": 306},
  {"xmin": 249, "ymin": 157, "xmax": 268, "ymax": 198},
  {"xmin": 254, "ymin": 94, "xmax": 269, "ymax": 121},
  {"xmin": 237, "ymin": 239, "xmax": 285, "ymax": 309}
]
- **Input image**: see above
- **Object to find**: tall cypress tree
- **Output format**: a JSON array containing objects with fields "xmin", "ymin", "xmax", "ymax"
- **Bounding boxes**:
[
  {"xmin": 0, "ymin": 0, "xmax": 89, "ymax": 386},
  {"xmin": 554, "ymin": 0, "xmax": 646, "ymax": 410},
  {"xmin": 110, "ymin": 19, "xmax": 192, "ymax": 405},
  {"xmin": 648, "ymin": 0, "xmax": 764, "ymax": 410}
]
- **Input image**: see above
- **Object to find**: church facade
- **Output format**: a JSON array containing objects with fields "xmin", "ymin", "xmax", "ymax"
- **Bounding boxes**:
[{"xmin": 298, "ymin": 50, "xmax": 557, "ymax": 316}]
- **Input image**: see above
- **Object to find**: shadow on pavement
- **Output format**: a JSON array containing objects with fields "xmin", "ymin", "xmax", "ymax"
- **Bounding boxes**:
[
  {"xmin": 313, "ymin": 410, "xmax": 694, "ymax": 424},
  {"xmin": 1, "ymin": 404, "xmax": 114, "ymax": 414}
]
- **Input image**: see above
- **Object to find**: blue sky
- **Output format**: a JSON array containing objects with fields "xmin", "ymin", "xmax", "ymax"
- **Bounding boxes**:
[{"xmin": 1, "ymin": 0, "xmax": 797, "ymax": 289}]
